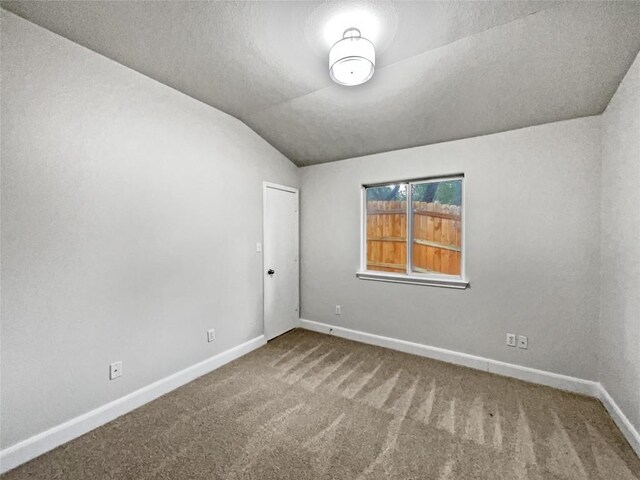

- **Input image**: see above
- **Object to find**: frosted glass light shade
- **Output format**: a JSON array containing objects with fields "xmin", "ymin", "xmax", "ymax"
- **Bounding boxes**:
[{"xmin": 329, "ymin": 28, "xmax": 375, "ymax": 86}]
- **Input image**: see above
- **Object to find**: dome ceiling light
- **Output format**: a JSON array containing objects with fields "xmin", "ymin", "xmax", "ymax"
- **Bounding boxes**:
[{"xmin": 329, "ymin": 28, "xmax": 375, "ymax": 86}]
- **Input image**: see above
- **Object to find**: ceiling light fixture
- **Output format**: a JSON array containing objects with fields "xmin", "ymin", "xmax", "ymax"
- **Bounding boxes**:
[{"xmin": 329, "ymin": 28, "xmax": 375, "ymax": 86}]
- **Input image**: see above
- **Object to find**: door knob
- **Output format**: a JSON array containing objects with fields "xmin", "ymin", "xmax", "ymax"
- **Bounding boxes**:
[{"xmin": 267, "ymin": 269, "xmax": 275, "ymax": 275}]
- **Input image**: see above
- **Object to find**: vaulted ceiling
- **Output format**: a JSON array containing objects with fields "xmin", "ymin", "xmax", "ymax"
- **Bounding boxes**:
[{"xmin": 3, "ymin": 1, "xmax": 640, "ymax": 166}]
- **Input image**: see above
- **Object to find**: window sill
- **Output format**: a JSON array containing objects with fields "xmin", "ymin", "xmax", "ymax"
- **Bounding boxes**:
[{"xmin": 356, "ymin": 271, "xmax": 469, "ymax": 289}]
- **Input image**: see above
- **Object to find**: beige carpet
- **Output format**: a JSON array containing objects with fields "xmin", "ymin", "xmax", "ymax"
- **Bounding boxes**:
[{"xmin": 4, "ymin": 329, "xmax": 639, "ymax": 479}]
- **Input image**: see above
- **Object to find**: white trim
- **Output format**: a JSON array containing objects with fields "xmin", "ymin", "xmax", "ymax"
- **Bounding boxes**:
[
  {"xmin": 360, "ymin": 186, "xmax": 366, "ymax": 272},
  {"xmin": 299, "ymin": 319, "xmax": 597, "ymax": 395},
  {"xmin": 356, "ymin": 271, "xmax": 469, "ymax": 289},
  {"xmin": 405, "ymin": 181, "xmax": 412, "ymax": 276},
  {"xmin": 0, "ymin": 335, "xmax": 266, "ymax": 474},
  {"xmin": 262, "ymin": 181, "xmax": 300, "ymax": 341},
  {"xmin": 262, "ymin": 181, "xmax": 298, "ymax": 194},
  {"xmin": 3, "ymin": 325, "xmax": 638, "ymax": 473},
  {"xmin": 360, "ymin": 175, "xmax": 467, "ymax": 288},
  {"xmin": 596, "ymin": 383, "xmax": 640, "ymax": 457},
  {"xmin": 299, "ymin": 319, "xmax": 640, "ymax": 456}
]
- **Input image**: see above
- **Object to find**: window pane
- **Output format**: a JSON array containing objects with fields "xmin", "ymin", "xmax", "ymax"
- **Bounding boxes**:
[
  {"xmin": 365, "ymin": 184, "xmax": 407, "ymax": 273},
  {"xmin": 411, "ymin": 180, "xmax": 462, "ymax": 275}
]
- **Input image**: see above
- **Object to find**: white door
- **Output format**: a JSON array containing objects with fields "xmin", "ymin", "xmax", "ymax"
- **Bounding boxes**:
[{"xmin": 263, "ymin": 182, "xmax": 299, "ymax": 340}]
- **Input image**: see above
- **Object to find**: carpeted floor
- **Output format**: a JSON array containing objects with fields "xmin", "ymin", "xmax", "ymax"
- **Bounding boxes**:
[{"xmin": 3, "ymin": 329, "xmax": 639, "ymax": 479}]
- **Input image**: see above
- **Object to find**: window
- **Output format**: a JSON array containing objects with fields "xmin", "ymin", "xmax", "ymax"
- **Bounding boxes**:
[{"xmin": 358, "ymin": 175, "xmax": 467, "ymax": 289}]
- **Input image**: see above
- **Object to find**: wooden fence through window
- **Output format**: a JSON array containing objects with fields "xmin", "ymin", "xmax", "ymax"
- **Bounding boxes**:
[{"xmin": 366, "ymin": 200, "xmax": 462, "ymax": 275}]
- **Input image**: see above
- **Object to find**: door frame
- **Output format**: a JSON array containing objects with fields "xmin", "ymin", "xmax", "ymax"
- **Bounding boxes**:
[{"xmin": 262, "ymin": 181, "xmax": 300, "ymax": 340}]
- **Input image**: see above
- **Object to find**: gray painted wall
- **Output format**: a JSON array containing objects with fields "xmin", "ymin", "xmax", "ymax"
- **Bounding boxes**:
[
  {"xmin": 599, "ymin": 52, "xmax": 640, "ymax": 432},
  {"xmin": 2, "ymin": 4, "xmax": 637, "ymax": 459},
  {"xmin": 300, "ymin": 116, "xmax": 602, "ymax": 382},
  {"xmin": 0, "ymin": 11, "xmax": 298, "ymax": 449}
]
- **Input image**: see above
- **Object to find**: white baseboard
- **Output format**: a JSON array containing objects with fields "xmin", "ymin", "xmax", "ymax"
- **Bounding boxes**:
[
  {"xmin": 4, "ymin": 324, "xmax": 638, "ymax": 473},
  {"xmin": 299, "ymin": 319, "xmax": 598, "ymax": 396},
  {"xmin": 0, "ymin": 335, "xmax": 266, "ymax": 474},
  {"xmin": 300, "ymin": 319, "xmax": 640, "ymax": 457},
  {"xmin": 596, "ymin": 383, "xmax": 640, "ymax": 457}
]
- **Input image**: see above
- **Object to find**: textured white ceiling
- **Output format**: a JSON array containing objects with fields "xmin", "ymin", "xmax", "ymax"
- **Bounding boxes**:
[{"xmin": 3, "ymin": 1, "xmax": 640, "ymax": 165}]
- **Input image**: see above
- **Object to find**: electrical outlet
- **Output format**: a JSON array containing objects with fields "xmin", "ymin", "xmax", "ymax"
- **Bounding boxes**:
[
  {"xmin": 506, "ymin": 333, "xmax": 516, "ymax": 347},
  {"xmin": 207, "ymin": 329, "xmax": 216, "ymax": 342},
  {"xmin": 109, "ymin": 361, "xmax": 122, "ymax": 380},
  {"xmin": 256, "ymin": 242, "xmax": 262, "ymax": 252},
  {"xmin": 335, "ymin": 305, "xmax": 341, "ymax": 315},
  {"xmin": 517, "ymin": 335, "xmax": 528, "ymax": 349}
]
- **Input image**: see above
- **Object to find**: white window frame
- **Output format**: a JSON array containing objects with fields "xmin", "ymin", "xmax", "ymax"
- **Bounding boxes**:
[{"xmin": 357, "ymin": 174, "xmax": 469, "ymax": 289}]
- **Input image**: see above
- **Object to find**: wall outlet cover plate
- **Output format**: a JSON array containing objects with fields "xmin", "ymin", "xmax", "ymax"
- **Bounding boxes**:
[
  {"xmin": 517, "ymin": 335, "xmax": 528, "ymax": 349},
  {"xmin": 109, "ymin": 361, "xmax": 122, "ymax": 380}
]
